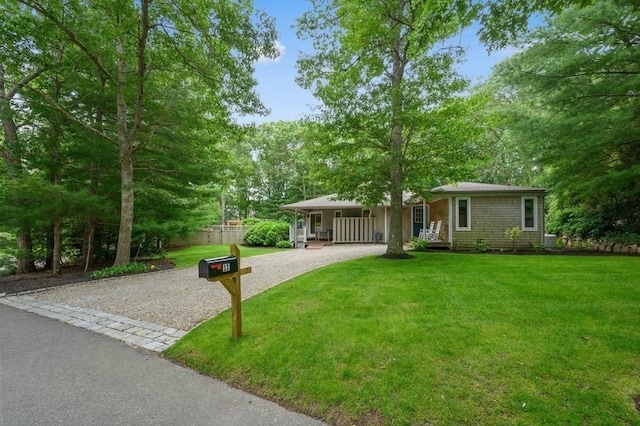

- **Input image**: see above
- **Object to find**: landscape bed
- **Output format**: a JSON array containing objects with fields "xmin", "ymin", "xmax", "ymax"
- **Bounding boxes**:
[{"xmin": 165, "ymin": 252, "xmax": 640, "ymax": 425}]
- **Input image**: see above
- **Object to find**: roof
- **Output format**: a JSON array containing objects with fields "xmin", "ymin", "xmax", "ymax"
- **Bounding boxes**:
[
  {"xmin": 430, "ymin": 182, "xmax": 546, "ymax": 194},
  {"xmin": 281, "ymin": 194, "xmax": 363, "ymax": 210},
  {"xmin": 281, "ymin": 183, "xmax": 546, "ymax": 211}
]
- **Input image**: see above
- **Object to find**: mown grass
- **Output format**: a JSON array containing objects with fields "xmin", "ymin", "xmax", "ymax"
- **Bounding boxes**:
[
  {"xmin": 165, "ymin": 252, "xmax": 640, "ymax": 425},
  {"xmin": 167, "ymin": 245, "xmax": 283, "ymax": 268}
]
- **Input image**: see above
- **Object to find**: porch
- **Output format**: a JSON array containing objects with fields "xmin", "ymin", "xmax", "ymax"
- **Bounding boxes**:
[{"xmin": 290, "ymin": 217, "xmax": 377, "ymax": 248}]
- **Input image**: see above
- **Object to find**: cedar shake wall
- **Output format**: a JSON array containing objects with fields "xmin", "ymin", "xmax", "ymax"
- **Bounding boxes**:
[
  {"xmin": 402, "ymin": 206, "xmax": 411, "ymax": 242},
  {"xmin": 428, "ymin": 198, "xmax": 449, "ymax": 242},
  {"xmin": 451, "ymin": 195, "xmax": 545, "ymax": 250}
]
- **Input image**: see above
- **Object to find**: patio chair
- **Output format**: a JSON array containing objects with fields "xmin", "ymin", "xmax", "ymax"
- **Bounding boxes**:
[
  {"xmin": 419, "ymin": 221, "xmax": 434, "ymax": 240},
  {"xmin": 427, "ymin": 220, "xmax": 442, "ymax": 241}
]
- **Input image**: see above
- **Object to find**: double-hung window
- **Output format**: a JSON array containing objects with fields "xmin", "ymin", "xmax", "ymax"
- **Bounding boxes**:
[
  {"xmin": 456, "ymin": 197, "xmax": 471, "ymax": 231},
  {"xmin": 522, "ymin": 197, "xmax": 538, "ymax": 231}
]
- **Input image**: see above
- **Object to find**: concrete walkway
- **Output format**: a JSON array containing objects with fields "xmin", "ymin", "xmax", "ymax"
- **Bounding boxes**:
[{"xmin": 0, "ymin": 295, "xmax": 185, "ymax": 353}]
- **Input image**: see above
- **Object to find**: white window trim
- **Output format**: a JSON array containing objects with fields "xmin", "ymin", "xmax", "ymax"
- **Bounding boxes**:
[
  {"xmin": 456, "ymin": 197, "xmax": 471, "ymax": 231},
  {"xmin": 522, "ymin": 196, "xmax": 538, "ymax": 231}
]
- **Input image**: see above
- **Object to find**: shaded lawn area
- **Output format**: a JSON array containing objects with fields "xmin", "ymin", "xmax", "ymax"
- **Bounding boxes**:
[
  {"xmin": 165, "ymin": 252, "xmax": 640, "ymax": 425},
  {"xmin": 167, "ymin": 245, "xmax": 282, "ymax": 268}
]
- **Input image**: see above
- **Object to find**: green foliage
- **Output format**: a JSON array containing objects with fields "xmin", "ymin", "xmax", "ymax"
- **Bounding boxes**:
[
  {"xmin": 493, "ymin": 0, "xmax": 640, "ymax": 237},
  {"xmin": 408, "ymin": 237, "xmax": 430, "ymax": 252},
  {"xmin": 0, "ymin": 232, "xmax": 17, "ymax": 276},
  {"xmin": 474, "ymin": 238, "xmax": 488, "ymax": 252},
  {"xmin": 275, "ymin": 240, "xmax": 292, "ymax": 249},
  {"xmin": 240, "ymin": 217, "xmax": 263, "ymax": 226},
  {"xmin": 90, "ymin": 262, "xmax": 149, "ymax": 279},
  {"xmin": 505, "ymin": 226, "xmax": 522, "ymax": 250},
  {"xmin": 243, "ymin": 221, "xmax": 290, "ymax": 247},
  {"xmin": 297, "ymin": 0, "xmax": 488, "ymax": 255}
]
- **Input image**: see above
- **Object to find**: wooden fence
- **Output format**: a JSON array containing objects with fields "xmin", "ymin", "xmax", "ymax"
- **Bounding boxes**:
[
  {"xmin": 332, "ymin": 217, "xmax": 375, "ymax": 243},
  {"xmin": 167, "ymin": 226, "xmax": 252, "ymax": 247}
]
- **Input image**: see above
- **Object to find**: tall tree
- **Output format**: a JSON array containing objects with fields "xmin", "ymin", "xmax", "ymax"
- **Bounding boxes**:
[
  {"xmin": 17, "ymin": 0, "xmax": 277, "ymax": 265},
  {"xmin": 493, "ymin": 0, "xmax": 640, "ymax": 237},
  {"xmin": 0, "ymin": 2, "xmax": 59, "ymax": 272},
  {"xmin": 297, "ymin": 0, "xmax": 485, "ymax": 257}
]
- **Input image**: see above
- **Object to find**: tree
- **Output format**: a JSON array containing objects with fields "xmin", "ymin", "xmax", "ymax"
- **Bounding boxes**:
[
  {"xmin": 492, "ymin": 0, "xmax": 640, "ymax": 237},
  {"xmin": 297, "ymin": 0, "xmax": 487, "ymax": 257},
  {"xmin": 0, "ymin": 2, "xmax": 60, "ymax": 273},
  {"xmin": 16, "ymin": 0, "xmax": 277, "ymax": 266}
]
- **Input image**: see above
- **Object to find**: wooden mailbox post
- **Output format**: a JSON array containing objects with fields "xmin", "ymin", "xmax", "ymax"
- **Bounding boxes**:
[{"xmin": 198, "ymin": 244, "xmax": 252, "ymax": 340}]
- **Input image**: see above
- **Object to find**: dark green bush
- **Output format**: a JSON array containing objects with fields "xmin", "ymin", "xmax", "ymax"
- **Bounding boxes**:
[
  {"xmin": 243, "ymin": 221, "xmax": 289, "ymax": 247},
  {"xmin": 90, "ymin": 262, "xmax": 149, "ymax": 279}
]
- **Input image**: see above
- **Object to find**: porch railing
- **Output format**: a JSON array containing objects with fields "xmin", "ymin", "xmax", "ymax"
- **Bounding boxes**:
[
  {"xmin": 289, "ymin": 225, "xmax": 307, "ymax": 248},
  {"xmin": 333, "ymin": 217, "xmax": 374, "ymax": 243}
]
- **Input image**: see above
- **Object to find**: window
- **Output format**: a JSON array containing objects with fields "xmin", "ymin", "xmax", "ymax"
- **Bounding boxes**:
[
  {"xmin": 413, "ymin": 206, "xmax": 424, "ymax": 223},
  {"xmin": 334, "ymin": 210, "xmax": 342, "ymax": 218},
  {"xmin": 522, "ymin": 197, "xmax": 538, "ymax": 230},
  {"xmin": 309, "ymin": 212, "xmax": 322, "ymax": 234},
  {"xmin": 456, "ymin": 197, "xmax": 471, "ymax": 231}
]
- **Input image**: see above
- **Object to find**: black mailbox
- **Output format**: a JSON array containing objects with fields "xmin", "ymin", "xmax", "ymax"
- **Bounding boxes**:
[{"xmin": 198, "ymin": 256, "xmax": 238, "ymax": 279}]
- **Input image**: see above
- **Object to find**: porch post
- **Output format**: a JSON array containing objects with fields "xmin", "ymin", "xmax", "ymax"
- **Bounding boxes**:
[
  {"xmin": 422, "ymin": 199, "xmax": 426, "ymax": 235},
  {"xmin": 448, "ymin": 196, "xmax": 453, "ymax": 244},
  {"xmin": 384, "ymin": 206, "xmax": 388, "ymax": 243}
]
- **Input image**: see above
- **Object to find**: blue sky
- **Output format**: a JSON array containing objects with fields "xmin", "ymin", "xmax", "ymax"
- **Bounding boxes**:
[{"xmin": 245, "ymin": 0, "xmax": 516, "ymax": 124}]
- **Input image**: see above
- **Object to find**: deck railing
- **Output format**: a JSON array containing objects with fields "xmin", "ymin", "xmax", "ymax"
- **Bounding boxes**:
[
  {"xmin": 289, "ymin": 225, "xmax": 307, "ymax": 248},
  {"xmin": 333, "ymin": 217, "xmax": 374, "ymax": 243}
]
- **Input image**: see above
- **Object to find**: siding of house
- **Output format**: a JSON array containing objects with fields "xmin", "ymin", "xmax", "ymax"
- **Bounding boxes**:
[
  {"xmin": 428, "ymin": 198, "xmax": 449, "ymax": 241},
  {"xmin": 402, "ymin": 206, "xmax": 412, "ymax": 242},
  {"xmin": 451, "ymin": 195, "xmax": 545, "ymax": 250}
]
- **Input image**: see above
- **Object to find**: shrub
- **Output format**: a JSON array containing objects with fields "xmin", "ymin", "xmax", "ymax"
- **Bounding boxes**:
[
  {"xmin": 409, "ymin": 237, "xmax": 430, "ymax": 252},
  {"xmin": 505, "ymin": 226, "xmax": 522, "ymax": 251},
  {"xmin": 275, "ymin": 240, "xmax": 292, "ymax": 249},
  {"xmin": 90, "ymin": 262, "xmax": 149, "ymax": 279},
  {"xmin": 474, "ymin": 238, "xmax": 487, "ymax": 252},
  {"xmin": 243, "ymin": 221, "xmax": 290, "ymax": 247}
]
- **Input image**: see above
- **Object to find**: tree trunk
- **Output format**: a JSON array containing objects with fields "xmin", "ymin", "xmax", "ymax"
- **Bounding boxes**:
[
  {"xmin": 114, "ymin": 151, "xmax": 134, "ymax": 266},
  {"xmin": 15, "ymin": 232, "xmax": 35, "ymax": 273},
  {"xmin": 384, "ymin": 5, "xmax": 408, "ymax": 258},
  {"xmin": 52, "ymin": 217, "xmax": 62, "ymax": 274}
]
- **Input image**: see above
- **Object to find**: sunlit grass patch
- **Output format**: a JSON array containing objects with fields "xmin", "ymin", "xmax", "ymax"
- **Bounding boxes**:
[{"xmin": 166, "ymin": 252, "xmax": 640, "ymax": 425}]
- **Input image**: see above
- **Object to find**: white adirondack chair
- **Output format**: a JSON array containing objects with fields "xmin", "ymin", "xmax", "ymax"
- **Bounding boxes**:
[
  {"xmin": 427, "ymin": 220, "xmax": 442, "ymax": 241},
  {"xmin": 419, "ymin": 221, "xmax": 435, "ymax": 240}
]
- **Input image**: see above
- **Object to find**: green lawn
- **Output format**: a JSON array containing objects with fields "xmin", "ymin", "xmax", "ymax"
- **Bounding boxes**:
[
  {"xmin": 165, "ymin": 252, "xmax": 640, "ymax": 425},
  {"xmin": 167, "ymin": 244, "xmax": 283, "ymax": 268}
]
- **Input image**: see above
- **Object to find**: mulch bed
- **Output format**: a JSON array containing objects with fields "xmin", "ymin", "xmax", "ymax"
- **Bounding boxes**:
[{"xmin": 0, "ymin": 259, "xmax": 174, "ymax": 295}]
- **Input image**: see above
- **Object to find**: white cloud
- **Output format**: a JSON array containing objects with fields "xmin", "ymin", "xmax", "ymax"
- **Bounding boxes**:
[{"xmin": 257, "ymin": 40, "xmax": 285, "ymax": 64}]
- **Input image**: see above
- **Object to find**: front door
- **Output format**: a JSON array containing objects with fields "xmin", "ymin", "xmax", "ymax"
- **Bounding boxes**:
[
  {"xmin": 309, "ymin": 212, "xmax": 322, "ymax": 236},
  {"xmin": 412, "ymin": 206, "xmax": 424, "ymax": 237}
]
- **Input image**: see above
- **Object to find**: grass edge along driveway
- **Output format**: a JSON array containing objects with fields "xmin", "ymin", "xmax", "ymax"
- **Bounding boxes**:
[
  {"xmin": 165, "ymin": 252, "xmax": 640, "ymax": 425},
  {"xmin": 167, "ymin": 245, "xmax": 282, "ymax": 269}
]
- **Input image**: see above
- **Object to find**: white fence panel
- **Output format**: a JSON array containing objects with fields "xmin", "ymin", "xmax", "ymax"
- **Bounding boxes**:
[{"xmin": 333, "ymin": 217, "xmax": 374, "ymax": 243}]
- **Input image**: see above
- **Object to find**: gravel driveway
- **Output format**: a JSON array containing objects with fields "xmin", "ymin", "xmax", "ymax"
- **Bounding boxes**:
[{"xmin": 33, "ymin": 245, "xmax": 386, "ymax": 331}]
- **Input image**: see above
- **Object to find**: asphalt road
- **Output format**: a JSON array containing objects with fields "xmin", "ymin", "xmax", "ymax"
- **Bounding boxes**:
[{"xmin": 0, "ymin": 304, "xmax": 325, "ymax": 426}]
